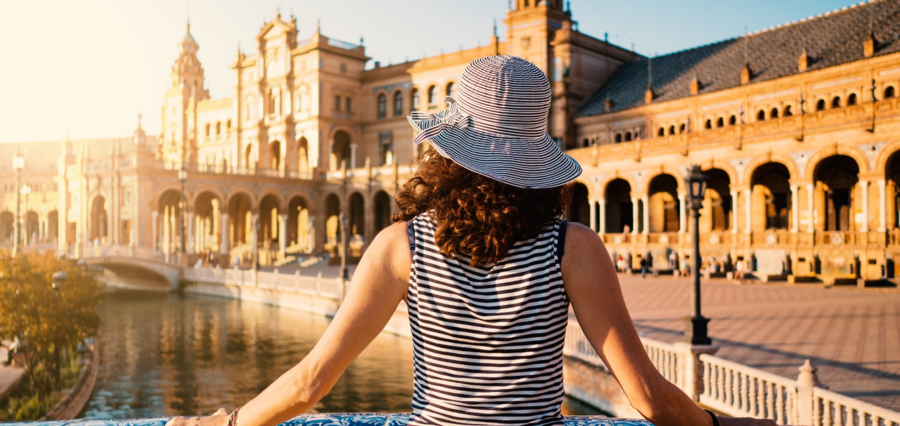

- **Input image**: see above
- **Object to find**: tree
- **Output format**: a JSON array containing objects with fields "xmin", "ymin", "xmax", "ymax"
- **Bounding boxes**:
[{"xmin": 0, "ymin": 252, "xmax": 102, "ymax": 396}]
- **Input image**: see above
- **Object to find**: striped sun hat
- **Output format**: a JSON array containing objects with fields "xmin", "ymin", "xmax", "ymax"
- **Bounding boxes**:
[{"xmin": 408, "ymin": 55, "xmax": 582, "ymax": 189}]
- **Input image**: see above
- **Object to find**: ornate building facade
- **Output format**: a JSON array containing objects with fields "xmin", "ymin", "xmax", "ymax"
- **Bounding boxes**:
[{"xmin": 3, "ymin": 0, "xmax": 900, "ymax": 282}]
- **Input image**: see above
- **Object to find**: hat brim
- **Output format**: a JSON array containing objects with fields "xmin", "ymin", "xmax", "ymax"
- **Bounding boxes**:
[{"xmin": 408, "ymin": 115, "xmax": 583, "ymax": 189}]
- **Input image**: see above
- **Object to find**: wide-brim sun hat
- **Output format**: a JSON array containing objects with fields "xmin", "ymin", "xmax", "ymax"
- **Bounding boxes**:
[{"xmin": 407, "ymin": 55, "xmax": 582, "ymax": 189}]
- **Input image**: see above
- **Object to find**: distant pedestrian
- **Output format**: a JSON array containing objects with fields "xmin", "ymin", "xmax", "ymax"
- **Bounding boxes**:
[
  {"xmin": 734, "ymin": 260, "xmax": 744, "ymax": 283},
  {"xmin": 640, "ymin": 257, "xmax": 648, "ymax": 278},
  {"xmin": 4, "ymin": 336, "xmax": 20, "ymax": 366}
]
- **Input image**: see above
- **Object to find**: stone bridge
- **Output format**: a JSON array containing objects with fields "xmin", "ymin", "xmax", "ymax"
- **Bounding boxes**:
[{"xmin": 76, "ymin": 246, "xmax": 181, "ymax": 289}]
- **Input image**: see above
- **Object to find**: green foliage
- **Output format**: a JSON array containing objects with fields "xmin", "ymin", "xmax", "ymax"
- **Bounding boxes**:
[
  {"xmin": 0, "ymin": 251, "xmax": 102, "ymax": 397},
  {"xmin": 0, "ymin": 350, "xmax": 82, "ymax": 421}
]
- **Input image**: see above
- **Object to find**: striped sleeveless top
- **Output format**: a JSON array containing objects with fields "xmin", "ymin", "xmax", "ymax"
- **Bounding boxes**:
[{"xmin": 406, "ymin": 213, "xmax": 570, "ymax": 425}]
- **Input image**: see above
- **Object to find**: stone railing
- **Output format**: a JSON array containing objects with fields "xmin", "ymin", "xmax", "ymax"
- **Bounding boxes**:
[
  {"xmin": 4, "ymin": 414, "xmax": 651, "ymax": 425},
  {"xmin": 182, "ymin": 267, "xmax": 344, "ymax": 300},
  {"xmin": 565, "ymin": 318, "xmax": 900, "ymax": 426},
  {"xmin": 699, "ymin": 354, "xmax": 800, "ymax": 424},
  {"xmin": 814, "ymin": 387, "xmax": 900, "ymax": 426}
]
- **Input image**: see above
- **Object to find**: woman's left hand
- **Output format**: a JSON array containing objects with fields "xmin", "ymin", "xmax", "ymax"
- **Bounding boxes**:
[{"xmin": 165, "ymin": 408, "xmax": 230, "ymax": 426}]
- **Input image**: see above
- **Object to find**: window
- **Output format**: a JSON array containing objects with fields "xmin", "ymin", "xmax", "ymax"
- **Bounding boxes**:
[
  {"xmin": 393, "ymin": 91, "xmax": 403, "ymax": 116},
  {"xmin": 446, "ymin": 82, "xmax": 456, "ymax": 98},
  {"xmin": 705, "ymin": 119, "xmax": 712, "ymax": 129},
  {"xmin": 770, "ymin": 108, "xmax": 779, "ymax": 119},
  {"xmin": 345, "ymin": 97, "xmax": 352, "ymax": 113},
  {"xmin": 658, "ymin": 127, "xmax": 665, "ymax": 137},
  {"xmin": 624, "ymin": 132, "xmax": 632, "ymax": 142},
  {"xmin": 832, "ymin": 96, "xmax": 842, "ymax": 108},
  {"xmin": 784, "ymin": 106, "xmax": 793, "ymax": 117},
  {"xmin": 668, "ymin": 125, "xmax": 675, "ymax": 135},
  {"xmin": 847, "ymin": 93, "xmax": 858, "ymax": 106},
  {"xmin": 614, "ymin": 133, "xmax": 622, "ymax": 143},
  {"xmin": 216, "ymin": 121, "xmax": 222, "ymax": 136},
  {"xmin": 377, "ymin": 94, "xmax": 387, "ymax": 119},
  {"xmin": 411, "ymin": 88, "xmax": 420, "ymax": 111},
  {"xmin": 729, "ymin": 115, "xmax": 737, "ymax": 125},
  {"xmin": 335, "ymin": 95, "xmax": 341, "ymax": 111},
  {"xmin": 227, "ymin": 119, "xmax": 232, "ymax": 130},
  {"xmin": 716, "ymin": 117, "xmax": 724, "ymax": 128},
  {"xmin": 816, "ymin": 99, "xmax": 826, "ymax": 111},
  {"xmin": 427, "ymin": 85, "xmax": 436, "ymax": 104},
  {"xmin": 679, "ymin": 123, "xmax": 686, "ymax": 133},
  {"xmin": 885, "ymin": 86, "xmax": 895, "ymax": 99},
  {"xmin": 757, "ymin": 110, "xmax": 766, "ymax": 121},
  {"xmin": 205, "ymin": 123, "xmax": 211, "ymax": 137}
]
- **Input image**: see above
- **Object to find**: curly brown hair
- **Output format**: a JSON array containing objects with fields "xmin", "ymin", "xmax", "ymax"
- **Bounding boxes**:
[{"xmin": 393, "ymin": 151, "xmax": 572, "ymax": 266}]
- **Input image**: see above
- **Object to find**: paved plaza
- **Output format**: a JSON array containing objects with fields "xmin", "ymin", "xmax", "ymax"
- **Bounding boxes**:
[{"xmin": 619, "ymin": 276, "xmax": 900, "ymax": 411}]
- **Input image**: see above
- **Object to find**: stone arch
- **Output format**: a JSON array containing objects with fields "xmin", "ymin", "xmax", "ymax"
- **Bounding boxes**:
[
  {"xmin": 813, "ymin": 155, "xmax": 860, "ymax": 232},
  {"xmin": 567, "ymin": 182, "xmax": 591, "ymax": 228},
  {"xmin": 258, "ymin": 194, "xmax": 282, "ymax": 249},
  {"xmin": 750, "ymin": 163, "xmax": 792, "ymax": 231},
  {"xmin": 604, "ymin": 178, "xmax": 633, "ymax": 233},
  {"xmin": 804, "ymin": 145, "xmax": 869, "ymax": 180},
  {"xmin": 225, "ymin": 190, "xmax": 258, "ymax": 209},
  {"xmin": 227, "ymin": 192, "xmax": 255, "ymax": 248},
  {"xmin": 871, "ymin": 140, "xmax": 900, "ymax": 175},
  {"xmin": 156, "ymin": 189, "xmax": 183, "ymax": 253},
  {"xmin": 742, "ymin": 154, "xmax": 797, "ymax": 185},
  {"xmin": 269, "ymin": 140, "xmax": 282, "ymax": 170},
  {"xmin": 193, "ymin": 191, "xmax": 222, "ymax": 253},
  {"xmin": 702, "ymin": 168, "xmax": 733, "ymax": 232},
  {"xmin": 330, "ymin": 128, "xmax": 354, "ymax": 170},
  {"xmin": 348, "ymin": 192, "xmax": 366, "ymax": 242},
  {"xmin": 597, "ymin": 173, "xmax": 639, "ymax": 198},
  {"xmin": 647, "ymin": 174, "xmax": 681, "ymax": 233},
  {"xmin": 642, "ymin": 167, "xmax": 686, "ymax": 197},
  {"xmin": 324, "ymin": 193, "xmax": 342, "ymax": 253},
  {"xmin": 287, "ymin": 195, "xmax": 312, "ymax": 252},
  {"xmin": 373, "ymin": 190, "xmax": 392, "ymax": 234},
  {"xmin": 297, "ymin": 136, "xmax": 310, "ymax": 176},
  {"xmin": 191, "ymin": 187, "xmax": 225, "ymax": 207},
  {"xmin": 699, "ymin": 160, "xmax": 738, "ymax": 186}
]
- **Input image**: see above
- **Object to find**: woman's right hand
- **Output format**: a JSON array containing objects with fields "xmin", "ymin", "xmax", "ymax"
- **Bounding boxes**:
[{"xmin": 719, "ymin": 416, "xmax": 778, "ymax": 426}]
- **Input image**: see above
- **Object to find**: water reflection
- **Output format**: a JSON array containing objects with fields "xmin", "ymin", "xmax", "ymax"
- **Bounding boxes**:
[{"xmin": 85, "ymin": 290, "xmax": 601, "ymax": 419}]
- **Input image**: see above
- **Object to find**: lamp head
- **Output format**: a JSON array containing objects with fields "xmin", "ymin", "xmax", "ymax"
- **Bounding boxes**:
[
  {"xmin": 12, "ymin": 155, "xmax": 24, "ymax": 170},
  {"xmin": 687, "ymin": 165, "xmax": 708, "ymax": 202}
]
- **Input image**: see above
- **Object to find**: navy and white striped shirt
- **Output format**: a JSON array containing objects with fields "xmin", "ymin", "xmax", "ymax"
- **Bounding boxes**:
[{"xmin": 407, "ymin": 213, "xmax": 570, "ymax": 425}]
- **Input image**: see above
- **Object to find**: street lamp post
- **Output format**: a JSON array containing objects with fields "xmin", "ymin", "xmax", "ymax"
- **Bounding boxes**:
[
  {"xmin": 21, "ymin": 184, "xmax": 32, "ymax": 247},
  {"xmin": 178, "ymin": 166, "xmax": 188, "ymax": 254},
  {"xmin": 684, "ymin": 165, "xmax": 711, "ymax": 345},
  {"xmin": 12, "ymin": 155, "xmax": 24, "ymax": 256},
  {"xmin": 339, "ymin": 212, "xmax": 349, "ymax": 281}
]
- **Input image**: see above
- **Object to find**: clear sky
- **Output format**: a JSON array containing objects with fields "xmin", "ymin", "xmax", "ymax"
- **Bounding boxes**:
[{"xmin": 0, "ymin": 0, "xmax": 861, "ymax": 143}]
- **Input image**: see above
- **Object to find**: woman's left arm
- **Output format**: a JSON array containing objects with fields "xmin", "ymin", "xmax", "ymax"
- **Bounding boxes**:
[{"xmin": 167, "ymin": 222, "xmax": 412, "ymax": 426}]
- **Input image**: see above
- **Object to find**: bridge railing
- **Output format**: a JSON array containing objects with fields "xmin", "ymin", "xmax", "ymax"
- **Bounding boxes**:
[
  {"xmin": 565, "ymin": 317, "xmax": 900, "ymax": 426},
  {"xmin": 183, "ymin": 267, "xmax": 344, "ymax": 300},
  {"xmin": 698, "ymin": 353, "xmax": 799, "ymax": 425}
]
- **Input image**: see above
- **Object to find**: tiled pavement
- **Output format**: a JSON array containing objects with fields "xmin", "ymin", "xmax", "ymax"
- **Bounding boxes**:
[{"xmin": 617, "ymin": 276, "xmax": 900, "ymax": 412}]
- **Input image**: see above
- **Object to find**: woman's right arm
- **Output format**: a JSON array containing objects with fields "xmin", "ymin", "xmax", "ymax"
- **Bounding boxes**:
[{"xmin": 561, "ymin": 223, "xmax": 775, "ymax": 426}]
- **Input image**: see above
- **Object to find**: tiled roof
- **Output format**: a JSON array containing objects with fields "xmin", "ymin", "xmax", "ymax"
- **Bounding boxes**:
[{"xmin": 579, "ymin": 0, "xmax": 900, "ymax": 117}]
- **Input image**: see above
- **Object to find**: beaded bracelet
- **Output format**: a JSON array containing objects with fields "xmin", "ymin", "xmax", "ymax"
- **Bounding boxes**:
[
  {"xmin": 227, "ymin": 407, "xmax": 241, "ymax": 426},
  {"xmin": 705, "ymin": 409, "xmax": 720, "ymax": 426}
]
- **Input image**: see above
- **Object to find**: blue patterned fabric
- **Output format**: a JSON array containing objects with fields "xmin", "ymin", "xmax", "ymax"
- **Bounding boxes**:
[{"xmin": 6, "ymin": 414, "xmax": 652, "ymax": 426}]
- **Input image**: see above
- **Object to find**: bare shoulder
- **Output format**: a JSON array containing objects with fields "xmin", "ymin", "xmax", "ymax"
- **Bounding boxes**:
[
  {"xmin": 561, "ymin": 221, "xmax": 614, "ymax": 281},
  {"xmin": 563, "ymin": 222, "xmax": 607, "ymax": 257},
  {"xmin": 363, "ymin": 221, "xmax": 411, "ymax": 280}
]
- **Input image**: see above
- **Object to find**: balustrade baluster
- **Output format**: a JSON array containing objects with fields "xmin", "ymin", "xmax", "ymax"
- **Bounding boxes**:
[
  {"xmin": 775, "ymin": 385, "xmax": 785, "ymax": 424},
  {"xmin": 824, "ymin": 400, "xmax": 832, "ymax": 426}
]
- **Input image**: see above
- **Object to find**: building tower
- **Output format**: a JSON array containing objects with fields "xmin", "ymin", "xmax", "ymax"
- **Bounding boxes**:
[{"xmin": 160, "ymin": 21, "xmax": 209, "ymax": 165}]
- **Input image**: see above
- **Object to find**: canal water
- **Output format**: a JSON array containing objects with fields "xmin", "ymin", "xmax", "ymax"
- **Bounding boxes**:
[{"xmin": 84, "ymin": 290, "xmax": 602, "ymax": 419}]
